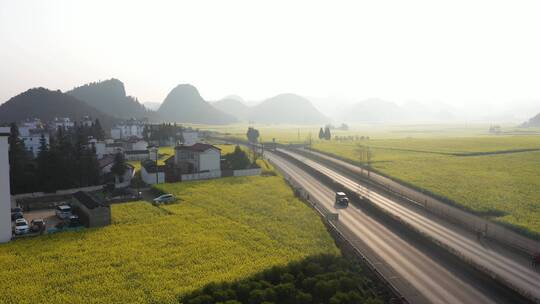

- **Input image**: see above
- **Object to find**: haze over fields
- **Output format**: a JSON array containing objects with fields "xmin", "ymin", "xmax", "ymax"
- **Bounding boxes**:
[{"xmin": 2, "ymin": 0, "xmax": 540, "ymax": 124}]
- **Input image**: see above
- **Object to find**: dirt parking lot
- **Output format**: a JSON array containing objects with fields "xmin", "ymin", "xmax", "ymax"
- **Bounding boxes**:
[{"xmin": 12, "ymin": 208, "xmax": 63, "ymax": 238}]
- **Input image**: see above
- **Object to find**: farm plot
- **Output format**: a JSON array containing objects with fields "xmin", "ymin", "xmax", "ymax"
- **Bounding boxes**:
[
  {"xmin": 0, "ymin": 176, "xmax": 339, "ymax": 304},
  {"xmin": 313, "ymin": 136, "xmax": 540, "ymax": 237}
]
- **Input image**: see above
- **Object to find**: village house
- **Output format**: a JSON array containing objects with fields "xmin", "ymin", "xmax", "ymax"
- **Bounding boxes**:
[
  {"xmin": 88, "ymin": 138, "xmax": 106, "ymax": 159},
  {"xmin": 105, "ymin": 142, "xmax": 124, "ymax": 155},
  {"xmin": 110, "ymin": 118, "xmax": 147, "ymax": 140},
  {"xmin": 125, "ymin": 150, "xmax": 149, "ymax": 161},
  {"xmin": 81, "ymin": 115, "xmax": 94, "ymax": 127},
  {"xmin": 52, "ymin": 117, "xmax": 75, "ymax": 129},
  {"xmin": 98, "ymin": 155, "xmax": 134, "ymax": 184},
  {"xmin": 141, "ymin": 159, "xmax": 166, "ymax": 184},
  {"xmin": 17, "ymin": 119, "xmax": 48, "ymax": 157},
  {"xmin": 164, "ymin": 143, "xmax": 221, "ymax": 182},
  {"xmin": 20, "ymin": 128, "xmax": 49, "ymax": 157},
  {"xmin": 127, "ymin": 138, "xmax": 148, "ymax": 151}
]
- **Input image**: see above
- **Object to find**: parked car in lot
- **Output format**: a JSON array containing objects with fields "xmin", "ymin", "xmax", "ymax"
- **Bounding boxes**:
[
  {"xmin": 13, "ymin": 218, "xmax": 30, "ymax": 235},
  {"xmin": 30, "ymin": 218, "xmax": 46, "ymax": 233},
  {"xmin": 67, "ymin": 215, "xmax": 81, "ymax": 227},
  {"xmin": 11, "ymin": 207, "xmax": 24, "ymax": 221},
  {"xmin": 153, "ymin": 194, "xmax": 175, "ymax": 204},
  {"xmin": 55, "ymin": 205, "xmax": 72, "ymax": 219}
]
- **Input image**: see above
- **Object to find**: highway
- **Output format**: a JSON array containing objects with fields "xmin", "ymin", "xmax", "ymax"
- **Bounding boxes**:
[{"xmin": 265, "ymin": 149, "xmax": 537, "ymax": 304}]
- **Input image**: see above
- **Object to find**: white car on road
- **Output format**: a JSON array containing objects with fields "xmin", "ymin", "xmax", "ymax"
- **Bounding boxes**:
[{"xmin": 14, "ymin": 218, "xmax": 30, "ymax": 235}]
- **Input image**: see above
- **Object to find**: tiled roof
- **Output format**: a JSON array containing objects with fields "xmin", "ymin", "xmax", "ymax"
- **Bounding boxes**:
[
  {"xmin": 98, "ymin": 155, "xmax": 115, "ymax": 168},
  {"xmin": 125, "ymin": 150, "xmax": 148, "ymax": 155},
  {"xmin": 73, "ymin": 191, "xmax": 107, "ymax": 210},
  {"xmin": 175, "ymin": 143, "xmax": 220, "ymax": 152}
]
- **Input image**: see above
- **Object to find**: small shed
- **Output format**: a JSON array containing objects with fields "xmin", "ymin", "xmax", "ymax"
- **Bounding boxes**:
[{"xmin": 72, "ymin": 191, "xmax": 111, "ymax": 228}]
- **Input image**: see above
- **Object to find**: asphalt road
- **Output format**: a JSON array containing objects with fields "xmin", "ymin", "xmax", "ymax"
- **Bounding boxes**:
[{"xmin": 266, "ymin": 150, "xmax": 537, "ymax": 304}]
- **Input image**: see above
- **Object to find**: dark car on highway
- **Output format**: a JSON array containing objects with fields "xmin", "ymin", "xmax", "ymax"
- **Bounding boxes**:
[{"xmin": 335, "ymin": 192, "xmax": 349, "ymax": 207}]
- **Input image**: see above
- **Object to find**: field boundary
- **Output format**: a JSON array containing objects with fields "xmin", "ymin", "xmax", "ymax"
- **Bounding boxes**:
[{"xmin": 364, "ymin": 146, "xmax": 540, "ymax": 157}]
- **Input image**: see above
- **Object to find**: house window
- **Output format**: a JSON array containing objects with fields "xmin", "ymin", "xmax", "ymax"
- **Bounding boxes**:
[{"xmin": 180, "ymin": 151, "xmax": 195, "ymax": 159}]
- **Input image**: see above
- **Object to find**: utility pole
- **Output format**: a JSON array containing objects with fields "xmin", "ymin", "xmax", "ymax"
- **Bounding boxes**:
[
  {"xmin": 368, "ymin": 146, "xmax": 372, "ymax": 178},
  {"xmin": 155, "ymin": 146, "xmax": 159, "ymax": 184},
  {"xmin": 261, "ymin": 137, "xmax": 264, "ymax": 158},
  {"xmin": 297, "ymin": 128, "xmax": 300, "ymax": 143}
]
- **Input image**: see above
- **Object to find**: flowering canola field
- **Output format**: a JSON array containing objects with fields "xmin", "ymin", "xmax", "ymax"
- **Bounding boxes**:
[
  {"xmin": 313, "ymin": 136, "xmax": 540, "ymax": 237},
  {"xmin": 0, "ymin": 176, "xmax": 338, "ymax": 303}
]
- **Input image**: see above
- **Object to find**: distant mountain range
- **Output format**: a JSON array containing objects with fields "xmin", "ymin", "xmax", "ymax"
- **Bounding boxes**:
[
  {"xmin": 336, "ymin": 98, "xmax": 462, "ymax": 123},
  {"xmin": 158, "ymin": 84, "xmax": 237, "ymax": 124},
  {"xmin": 341, "ymin": 98, "xmax": 402, "ymax": 122},
  {"xmin": 521, "ymin": 113, "xmax": 540, "ymax": 127},
  {"xmin": 213, "ymin": 93, "xmax": 328, "ymax": 124},
  {"xmin": 66, "ymin": 79, "xmax": 157, "ymax": 120},
  {"xmin": 0, "ymin": 88, "xmax": 115, "ymax": 128},
  {"xmin": 1, "ymin": 79, "xmax": 333, "ymax": 127},
  {"xmin": 213, "ymin": 96, "xmax": 251, "ymax": 121}
]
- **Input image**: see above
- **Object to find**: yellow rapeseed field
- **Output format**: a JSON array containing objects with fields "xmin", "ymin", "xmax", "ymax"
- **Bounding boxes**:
[{"xmin": 0, "ymin": 176, "xmax": 338, "ymax": 303}]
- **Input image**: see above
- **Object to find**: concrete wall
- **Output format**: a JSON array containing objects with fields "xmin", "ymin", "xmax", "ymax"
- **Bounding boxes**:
[
  {"xmin": 0, "ymin": 128, "xmax": 11, "ymax": 243},
  {"xmin": 110, "ymin": 128, "xmax": 121, "ymax": 140},
  {"xmin": 199, "ymin": 149, "xmax": 220, "ymax": 172},
  {"xmin": 131, "ymin": 140, "xmax": 148, "ymax": 151},
  {"xmin": 94, "ymin": 142, "xmax": 106, "ymax": 159},
  {"xmin": 141, "ymin": 166, "xmax": 165, "ymax": 184},
  {"xmin": 233, "ymin": 168, "xmax": 262, "ymax": 177},
  {"xmin": 181, "ymin": 170, "xmax": 221, "ymax": 181},
  {"xmin": 125, "ymin": 153, "xmax": 149, "ymax": 161},
  {"xmin": 13, "ymin": 169, "xmax": 133, "ymax": 203}
]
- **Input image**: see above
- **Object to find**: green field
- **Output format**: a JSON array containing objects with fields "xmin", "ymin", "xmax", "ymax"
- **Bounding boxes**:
[
  {"xmin": 203, "ymin": 123, "xmax": 540, "ymax": 237},
  {"xmin": 201, "ymin": 123, "xmax": 540, "ymax": 143},
  {"xmin": 313, "ymin": 136, "xmax": 540, "ymax": 236},
  {"xmin": 0, "ymin": 176, "xmax": 339, "ymax": 303}
]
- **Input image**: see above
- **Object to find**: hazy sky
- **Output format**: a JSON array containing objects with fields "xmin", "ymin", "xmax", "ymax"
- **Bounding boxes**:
[{"xmin": 1, "ymin": 0, "xmax": 540, "ymax": 108}]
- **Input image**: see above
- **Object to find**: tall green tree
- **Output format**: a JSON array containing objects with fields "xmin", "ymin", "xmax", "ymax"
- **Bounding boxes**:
[
  {"xmin": 36, "ymin": 133, "xmax": 55, "ymax": 192},
  {"xmin": 224, "ymin": 145, "xmax": 251, "ymax": 169},
  {"xmin": 92, "ymin": 118, "xmax": 105, "ymax": 140},
  {"xmin": 324, "ymin": 126, "xmax": 331, "ymax": 140},
  {"xmin": 318, "ymin": 127, "xmax": 324, "ymax": 140},
  {"xmin": 111, "ymin": 152, "xmax": 127, "ymax": 182},
  {"xmin": 247, "ymin": 127, "xmax": 260, "ymax": 143},
  {"xmin": 8, "ymin": 123, "xmax": 34, "ymax": 194}
]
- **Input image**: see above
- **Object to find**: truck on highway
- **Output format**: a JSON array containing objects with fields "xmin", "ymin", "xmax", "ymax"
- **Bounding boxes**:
[{"xmin": 335, "ymin": 192, "xmax": 349, "ymax": 207}]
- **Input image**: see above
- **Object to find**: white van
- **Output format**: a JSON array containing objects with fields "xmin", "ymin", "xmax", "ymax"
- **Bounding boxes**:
[{"xmin": 55, "ymin": 205, "xmax": 72, "ymax": 219}]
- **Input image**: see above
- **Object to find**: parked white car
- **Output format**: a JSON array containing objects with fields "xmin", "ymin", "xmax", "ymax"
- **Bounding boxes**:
[
  {"xmin": 55, "ymin": 205, "xmax": 72, "ymax": 219},
  {"xmin": 153, "ymin": 194, "xmax": 175, "ymax": 204},
  {"xmin": 14, "ymin": 218, "xmax": 30, "ymax": 235}
]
